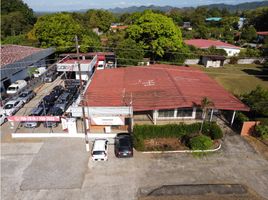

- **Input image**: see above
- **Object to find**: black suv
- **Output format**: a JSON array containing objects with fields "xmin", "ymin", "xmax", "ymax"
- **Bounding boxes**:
[{"xmin": 114, "ymin": 133, "xmax": 133, "ymax": 158}]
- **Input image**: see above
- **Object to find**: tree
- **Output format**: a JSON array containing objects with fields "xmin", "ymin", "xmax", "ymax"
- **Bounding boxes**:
[
  {"xmin": 28, "ymin": 13, "xmax": 101, "ymax": 51},
  {"xmin": 241, "ymin": 86, "xmax": 268, "ymax": 117},
  {"xmin": 167, "ymin": 9, "xmax": 183, "ymax": 26},
  {"xmin": 29, "ymin": 13, "xmax": 81, "ymax": 49},
  {"xmin": 126, "ymin": 11, "xmax": 183, "ymax": 59},
  {"xmin": 115, "ymin": 39, "xmax": 144, "ymax": 66},
  {"xmin": 200, "ymin": 97, "xmax": 214, "ymax": 133},
  {"xmin": 241, "ymin": 26, "xmax": 257, "ymax": 42},
  {"xmin": 248, "ymin": 7, "xmax": 268, "ymax": 31},
  {"xmin": 86, "ymin": 9, "xmax": 115, "ymax": 32},
  {"xmin": 1, "ymin": 0, "xmax": 36, "ymax": 38}
]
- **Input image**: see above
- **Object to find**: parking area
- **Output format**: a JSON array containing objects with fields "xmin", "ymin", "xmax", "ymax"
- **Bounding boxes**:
[
  {"xmin": 1, "ymin": 133, "xmax": 268, "ymax": 200},
  {"xmin": 1, "ymin": 75, "xmax": 82, "ymax": 136}
]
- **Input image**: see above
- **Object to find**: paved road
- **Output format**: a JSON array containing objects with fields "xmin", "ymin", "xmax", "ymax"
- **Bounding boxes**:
[{"xmin": 1, "ymin": 133, "xmax": 268, "ymax": 200}]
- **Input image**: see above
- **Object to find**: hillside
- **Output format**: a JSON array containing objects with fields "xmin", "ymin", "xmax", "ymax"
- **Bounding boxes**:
[{"xmin": 108, "ymin": 1, "xmax": 268, "ymax": 13}]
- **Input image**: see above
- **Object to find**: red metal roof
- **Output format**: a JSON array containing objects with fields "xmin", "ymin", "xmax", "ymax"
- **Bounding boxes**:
[
  {"xmin": 0, "ymin": 45, "xmax": 44, "ymax": 67},
  {"xmin": 257, "ymin": 31, "xmax": 268, "ymax": 36},
  {"xmin": 84, "ymin": 64, "xmax": 249, "ymax": 111},
  {"xmin": 185, "ymin": 39, "xmax": 240, "ymax": 49}
]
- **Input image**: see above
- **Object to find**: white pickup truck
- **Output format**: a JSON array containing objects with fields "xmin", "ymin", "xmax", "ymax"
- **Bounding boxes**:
[{"xmin": 6, "ymin": 80, "xmax": 27, "ymax": 95}]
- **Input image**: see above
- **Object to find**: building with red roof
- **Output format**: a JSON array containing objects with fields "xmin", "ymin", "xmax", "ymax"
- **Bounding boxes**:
[
  {"xmin": 185, "ymin": 39, "xmax": 240, "ymax": 57},
  {"xmin": 79, "ymin": 64, "xmax": 248, "ymax": 126},
  {"xmin": 1, "ymin": 45, "xmax": 54, "ymax": 93}
]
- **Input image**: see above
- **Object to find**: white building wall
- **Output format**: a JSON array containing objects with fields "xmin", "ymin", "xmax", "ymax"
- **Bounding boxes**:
[{"xmin": 219, "ymin": 47, "xmax": 240, "ymax": 57}]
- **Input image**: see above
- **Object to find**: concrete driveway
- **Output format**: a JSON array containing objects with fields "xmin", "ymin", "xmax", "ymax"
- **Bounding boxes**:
[{"xmin": 1, "ymin": 133, "xmax": 268, "ymax": 200}]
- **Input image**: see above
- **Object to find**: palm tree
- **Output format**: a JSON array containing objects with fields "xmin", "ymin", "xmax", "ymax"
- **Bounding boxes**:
[{"xmin": 199, "ymin": 97, "xmax": 214, "ymax": 133}]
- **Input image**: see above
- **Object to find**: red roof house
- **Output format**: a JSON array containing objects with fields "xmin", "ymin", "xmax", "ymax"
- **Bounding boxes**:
[
  {"xmin": 184, "ymin": 39, "xmax": 240, "ymax": 57},
  {"xmin": 84, "ymin": 64, "xmax": 249, "ymax": 112}
]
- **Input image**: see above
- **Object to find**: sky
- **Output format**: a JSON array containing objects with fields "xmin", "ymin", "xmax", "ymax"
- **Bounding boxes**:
[{"xmin": 22, "ymin": 0, "xmax": 262, "ymax": 12}]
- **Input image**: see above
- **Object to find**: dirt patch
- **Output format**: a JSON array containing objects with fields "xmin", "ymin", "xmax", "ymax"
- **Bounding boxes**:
[
  {"xmin": 244, "ymin": 136, "xmax": 268, "ymax": 160},
  {"xmin": 144, "ymin": 138, "xmax": 188, "ymax": 151}
]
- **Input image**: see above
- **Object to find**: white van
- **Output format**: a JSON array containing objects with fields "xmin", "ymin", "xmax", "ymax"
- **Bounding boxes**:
[
  {"xmin": 6, "ymin": 80, "xmax": 27, "ymax": 95},
  {"xmin": 96, "ymin": 61, "xmax": 106, "ymax": 70},
  {"xmin": 91, "ymin": 139, "xmax": 108, "ymax": 161}
]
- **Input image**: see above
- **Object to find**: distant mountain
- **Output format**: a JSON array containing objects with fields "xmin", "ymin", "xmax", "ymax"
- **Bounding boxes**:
[
  {"xmin": 200, "ymin": 1, "xmax": 268, "ymax": 12},
  {"xmin": 108, "ymin": 1, "xmax": 268, "ymax": 13},
  {"xmin": 108, "ymin": 5, "xmax": 176, "ymax": 13}
]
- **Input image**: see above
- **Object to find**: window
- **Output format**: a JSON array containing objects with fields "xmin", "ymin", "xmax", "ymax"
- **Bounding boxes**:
[
  {"xmin": 158, "ymin": 109, "xmax": 175, "ymax": 118},
  {"xmin": 177, "ymin": 108, "xmax": 193, "ymax": 118}
]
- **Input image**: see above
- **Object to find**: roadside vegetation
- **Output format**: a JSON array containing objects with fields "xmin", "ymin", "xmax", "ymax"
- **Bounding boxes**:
[
  {"xmin": 234, "ymin": 86, "xmax": 268, "ymax": 140},
  {"xmin": 133, "ymin": 122, "xmax": 223, "ymax": 151}
]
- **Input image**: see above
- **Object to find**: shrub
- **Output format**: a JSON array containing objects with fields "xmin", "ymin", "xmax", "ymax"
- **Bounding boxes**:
[
  {"xmin": 229, "ymin": 56, "xmax": 238, "ymax": 64},
  {"xmin": 255, "ymin": 125, "xmax": 268, "ymax": 139},
  {"xmin": 133, "ymin": 123, "xmax": 222, "ymax": 151},
  {"xmin": 255, "ymin": 118, "xmax": 268, "ymax": 126},
  {"xmin": 189, "ymin": 135, "xmax": 213, "ymax": 150},
  {"xmin": 202, "ymin": 122, "xmax": 223, "ymax": 140}
]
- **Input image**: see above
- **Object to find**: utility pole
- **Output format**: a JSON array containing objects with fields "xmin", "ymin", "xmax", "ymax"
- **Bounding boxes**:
[{"xmin": 75, "ymin": 35, "xmax": 90, "ymax": 152}]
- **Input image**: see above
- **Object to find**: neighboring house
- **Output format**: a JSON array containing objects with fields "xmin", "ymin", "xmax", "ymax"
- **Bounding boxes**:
[
  {"xmin": 183, "ymin": 22, "xmax": 192, "ymax": 30},
  {"xmin": 70, "ymin": 64, "xmax": 249, "ymax": 131},
  {"xmin": 201, "ymin": 55, "xmax": 226, "ymax": 68},
  {"xmin": 110, "ymin": 25, "xmax": 128, "ymax": 32},
  {"xmin": 238, "ymin": 17, "xmax": 246, "ymax": 30},
  {"xmin": 257, "ymin": 31, "xmax": 268, "ymax": 43},
  {"xmin": 0, "ymin": 45, "xmax": 55, "ymax": 94},
  {"xmin": 92, "ymin": 28, "xmax": 103, "ymax": 36},
  {"xmin": 185, "ymin": 39, "xmax": 241, "ymax": 57}
]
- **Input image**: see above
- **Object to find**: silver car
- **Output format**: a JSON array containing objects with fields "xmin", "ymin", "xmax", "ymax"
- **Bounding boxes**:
[
  {"xmin": 23, "ymin": 107, "xmax": 43, "ymax": 128},
  {"xmin": 17, "ymin": 90, "xmax": 36, "ymax": 104}
]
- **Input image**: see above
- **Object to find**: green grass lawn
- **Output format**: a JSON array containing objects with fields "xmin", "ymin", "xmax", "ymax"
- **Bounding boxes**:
[{"xmin": 192, "ymin": 64, "xmax": 268, "ymax": 96}]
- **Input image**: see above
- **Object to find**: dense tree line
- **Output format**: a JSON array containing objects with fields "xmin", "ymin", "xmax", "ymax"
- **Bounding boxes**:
[{"xmin": 1, "ymin": 1, "xmax": 267, "ymax": 63}]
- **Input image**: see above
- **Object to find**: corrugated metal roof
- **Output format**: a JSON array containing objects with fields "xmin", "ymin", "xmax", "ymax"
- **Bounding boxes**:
[
  {"xmin": 0, "ymin": 45, "xmax": 44, "ymax": 67},
  {"xmin": 84, "ymin": 64, "xmax": 249, "ymax": 112}
]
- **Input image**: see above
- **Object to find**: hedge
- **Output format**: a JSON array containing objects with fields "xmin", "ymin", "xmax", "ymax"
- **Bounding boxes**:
[
  {"xmin": 255, "ymin": 125, "xmax": 268, "ymax": 139},
  {"xmin": 133, "ymin": 122, "xmax": 222, "ymax": 151},
  {"xmin": 202, "ymin": 122, "xmax": 223, "ymax": 140},
  {"xmin": 189, "ymin": 135, "xmax": 213, "ymax": 150}
]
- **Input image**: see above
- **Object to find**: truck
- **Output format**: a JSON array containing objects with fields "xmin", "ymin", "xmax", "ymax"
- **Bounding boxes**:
[
  {"xmin": 33, "ymin": 67, "xmax": 47, "ymax": 78},
  {"xmin": 6, "ymin": 80, "xmax": 27, "ymax": 95}
]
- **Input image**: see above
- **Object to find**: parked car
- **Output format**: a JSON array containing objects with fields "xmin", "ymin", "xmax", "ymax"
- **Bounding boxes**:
[
  {"xmin": 115, "ymin": 133, "xmax": 133, "ymax": 158},
  {"xmin": 44, "ymin": 71, "xmax": 58, "ymax": 82},
  {"xmin": 51, "ymin": 85, "xmax": 64, "ymax": 99},
  {"xmin": 17, "ymin": 90, "xmax": 36, "ymax": 104},
  {"xmin": 43, "ymin": 107, "xmax": 63, "ymax": 128},
  {"xmin": 6, "ymin": 80, "xmax": 27, "ymax": 95},
  {"xmin": 92, "ymin": 139, "xmax": 108, "ymax": 161},
  {"xmin": 0, "ymin": 108, "xmax": 7, "ymax": 125},
  {"xmin": 3, "ymin": 100, "xmax": 24, "ymax": 116},
  {"xmin": 38, "ymin": 101, "xmax": 52, "ymax": 114},
  {"xmin": 54, "ymin": 92, "xmax": 71, "ymax": 112},
  {"xmin": 42, "ymin": 95, "xmax": 56, "ymax": 107},
  {"xmin": 23, "ymin": 107, "xmax": 44, "ymax": 128}
]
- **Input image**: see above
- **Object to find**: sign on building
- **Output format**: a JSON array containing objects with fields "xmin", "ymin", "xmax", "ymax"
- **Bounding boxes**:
[{"xmin": 91, "ymin": 116, "xmax": 124, "ymax": 125}]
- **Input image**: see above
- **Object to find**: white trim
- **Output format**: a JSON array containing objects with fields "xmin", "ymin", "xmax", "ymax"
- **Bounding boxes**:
[{"xmin": 142, "ymin": 143, "xmax": 221, "ymax": 154}]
